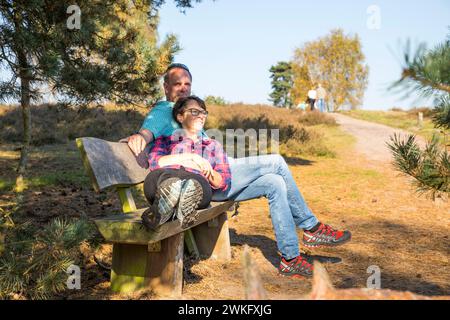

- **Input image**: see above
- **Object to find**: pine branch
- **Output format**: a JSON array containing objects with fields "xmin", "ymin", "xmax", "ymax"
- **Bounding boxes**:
[
  {"xmin": 0, "ymin": 216, "xmax": 97, "ymax": 299},
  {"xmin": 432, "ymin": 94, "xmax": 450, "ymax": 130},
  {"xmin": 402, "ymin": 68, "xmax": 450, "ymax": 94},
  {"xmin": 387, "ymin": 134, "xmax": 450, "ymax": 199}
]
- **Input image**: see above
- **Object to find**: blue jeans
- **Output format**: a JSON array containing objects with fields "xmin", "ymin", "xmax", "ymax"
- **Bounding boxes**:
[
  {"xmin": 317, "ymin": 99, "xmax": 326, "ymax": 112},
  {"xmin": 212, "ymin": 154, "xmax": 319, "ymax": 260}
]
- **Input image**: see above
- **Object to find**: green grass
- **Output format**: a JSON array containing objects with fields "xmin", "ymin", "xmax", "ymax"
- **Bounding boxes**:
[
  {"xmin": 0, "ymin": 179, "xmax": 14, "ymax": 192},
  {"xmin": 28, "ymin": 170, "xmax": 90, "ymax": 187},
  {"xmin": 0, "ymin": 170, "xmax": 90, "ymax": 193},
  {"xmin": 318, "ymin": 124, "xmax": 357, "ymax": 154},
  {"xmin": 340, "ymin": 110, "xmax": 442, "ymax": 141}
]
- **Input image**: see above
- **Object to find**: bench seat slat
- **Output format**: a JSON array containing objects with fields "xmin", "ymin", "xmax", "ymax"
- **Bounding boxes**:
[{"xmin": 95, "ymin": 201, "xmax": 234, "ymax": 245}]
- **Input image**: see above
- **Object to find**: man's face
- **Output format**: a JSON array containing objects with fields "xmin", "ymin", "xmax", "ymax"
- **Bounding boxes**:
[{"xmin": 163, "ymin": 68, "xmax": 192, "ymax": 102}]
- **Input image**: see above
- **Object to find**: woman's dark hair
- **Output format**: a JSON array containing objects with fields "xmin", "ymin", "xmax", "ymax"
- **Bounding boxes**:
[{"xmin": 172, "ymin": 95, "xmax": 207, "ymax": 124}]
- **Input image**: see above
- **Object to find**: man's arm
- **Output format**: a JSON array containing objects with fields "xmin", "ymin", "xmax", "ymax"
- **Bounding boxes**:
[
  {"xmin": 127, "ymin": 129, "xmax": 154, "ymax": 156},
  {"xmin": 126, "ymin": 101, "xmax": 176, "ymax": 156}
]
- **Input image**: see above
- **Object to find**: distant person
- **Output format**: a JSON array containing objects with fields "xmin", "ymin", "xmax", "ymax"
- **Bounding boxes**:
[
  {"xmin": 316, "ymin": 84, "xmax": 327, "ymax": 113},
  {"xmin": 296, "ymin": 101, "xmax": 307, "ymax": 111},
  {"xmin": 307, "ymin": 88, "xmax": 317, "ymax": 111}
]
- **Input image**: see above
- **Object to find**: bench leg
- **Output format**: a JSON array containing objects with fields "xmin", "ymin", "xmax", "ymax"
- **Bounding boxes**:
[
  {"xmin": 191, "ymin": 212, "xmax": 231, "ymax": 261},
  {"xmin": 110, "ymin": 232, "xmax": 184, "ymax": 296}
]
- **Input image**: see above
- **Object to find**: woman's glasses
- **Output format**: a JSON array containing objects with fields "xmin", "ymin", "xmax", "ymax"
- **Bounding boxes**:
[{"xmin": 184, "ymin": 108, "xmax": 208, "ymax": 117}]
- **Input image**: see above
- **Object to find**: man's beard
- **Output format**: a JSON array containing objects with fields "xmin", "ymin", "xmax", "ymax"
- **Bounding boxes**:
[{"xmin": 173, "ymin": 93, "xmax": 190, "ymax": 102}]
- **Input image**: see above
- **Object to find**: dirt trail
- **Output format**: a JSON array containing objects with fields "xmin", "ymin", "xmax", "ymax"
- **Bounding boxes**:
[
  {"xmin": 54, "ymin": 113, "xmax": 449, "ymax": 300},
  {"xmin": 175, "ymin": 113, "xmax": 449, "ymax": 300},
  {"xmin": 329, "ymin": 113, "xmax": 426, "ymax": 164}
]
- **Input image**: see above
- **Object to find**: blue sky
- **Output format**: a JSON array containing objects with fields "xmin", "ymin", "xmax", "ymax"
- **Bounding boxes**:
[{"xmin": 157, "ymin": 0, "xmax": 450, "ymax": 110}]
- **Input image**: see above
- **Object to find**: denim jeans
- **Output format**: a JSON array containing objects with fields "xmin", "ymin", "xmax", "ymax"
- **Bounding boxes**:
[
  {"xmin": 317, "ymin": 99, "xmax": 326, "ymax": 112},
  {"xmin": 212, "ymin": 154, "xmax": 319, "ymax": 260}
]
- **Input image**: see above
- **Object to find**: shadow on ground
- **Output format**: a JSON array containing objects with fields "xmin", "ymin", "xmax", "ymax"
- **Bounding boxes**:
[{"xmin": 229, "ymin": 228, "xmax": 342, "ymax": 268}]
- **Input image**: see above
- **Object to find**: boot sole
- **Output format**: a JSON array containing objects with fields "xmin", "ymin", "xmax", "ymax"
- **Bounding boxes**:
[
  {"xmin": 176, "ymin": 179, "xmax": 203, "ymax": 229},
  {"xmin": 278, "ymin": 272, "xmax": 311, "ymax": 279},
  {"xmin": 303, "ymin": 234, "xmax": 352, "ymax": 248},
  {"xmin": 142, "ymin": 178, "xmax": 183, "ymax": 230}
]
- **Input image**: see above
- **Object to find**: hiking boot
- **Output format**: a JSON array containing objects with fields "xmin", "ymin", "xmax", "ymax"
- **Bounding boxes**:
[
  {"xmin": 141, "ymin": 177, "xmax": 184, "ymax": 230},
  {"xmin": 303, "ymin": 223, "xmax": 351, "ymax": 248},
  {"xmin": 176, "ymin": 179, "xmax": 203, "ymax": 229},
  {"xmin": 279, "ymin": 255, "xmax": 314, "ymax": 278}
]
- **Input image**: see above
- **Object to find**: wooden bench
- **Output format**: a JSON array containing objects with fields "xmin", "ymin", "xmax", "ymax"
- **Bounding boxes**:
[{"xmin": 76, "ymin": 137, "xmax": 235, "ymax": 296}]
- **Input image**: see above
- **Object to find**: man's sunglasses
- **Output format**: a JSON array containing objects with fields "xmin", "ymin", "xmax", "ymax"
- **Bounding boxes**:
[{"xmin": 183, "ymin": 108, "xmax": 208, "ymax": 117}]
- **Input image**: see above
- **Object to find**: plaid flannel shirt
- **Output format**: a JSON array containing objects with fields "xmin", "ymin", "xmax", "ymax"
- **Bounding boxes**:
[{"xmin": 148, "ymin": 133, "xmax": 231, "ymax": 192}]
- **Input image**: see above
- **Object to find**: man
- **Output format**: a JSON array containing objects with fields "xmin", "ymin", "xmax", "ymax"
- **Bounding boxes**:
[
  {"xmin": 127, "ymin": 63, "xmax": 351, "ymax": 278},
  {"xmin": 316, "ymin": 84, "xmax": 327, "ymax": 113},
  {"xmin": 307, "ymin": 87, "xmax": 317, "ymax": 111}
]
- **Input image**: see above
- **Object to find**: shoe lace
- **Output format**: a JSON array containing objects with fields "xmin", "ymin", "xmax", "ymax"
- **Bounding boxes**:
[
  {"xmin": 292, "ymin": 256, "xmax": 313, "ymax": 272},
  {"xmin": 321, "ymin": 224, "xmax": 337, "ymax": 237}
]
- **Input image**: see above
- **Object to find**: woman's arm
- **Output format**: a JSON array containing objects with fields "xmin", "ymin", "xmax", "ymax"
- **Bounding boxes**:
[
  {"xmin": 149, "ymin": 137, "xmax": 203, "ymax": 172},
  {"xmin": 161, "ymin": 152, "xmax": 224, "ymax": 189},
  {"xmin": 205, "ymin": 169, "xmax": 223, "ymax": 189},
  {"xmin": 157, "ymin": 153, "xmax": 203, "ymax": 171},
  {"xmin": 207, "ymin": 141, "xmax": 231, "ymax": 191}
]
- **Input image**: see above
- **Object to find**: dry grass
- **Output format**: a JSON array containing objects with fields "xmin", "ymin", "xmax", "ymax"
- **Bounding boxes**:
[
  {"xmin": 207, "ymin": 104, "xmax": 337, "ymax": 157},
  {"xmin": 177, "ymin": 134, "xmax": 449, "ymax": 299},
  {"xmin": 0, "ymin": 103, "xmax": 448, "ymax": 300},
  {"xmin": 0, "ymin": 103, "xmax": 337, "ymax": 158}
]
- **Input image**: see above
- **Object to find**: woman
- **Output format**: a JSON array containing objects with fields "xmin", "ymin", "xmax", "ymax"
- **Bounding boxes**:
[{"xmin": 142, "ymin": 95, "xmax": 231, "ymax": 230}]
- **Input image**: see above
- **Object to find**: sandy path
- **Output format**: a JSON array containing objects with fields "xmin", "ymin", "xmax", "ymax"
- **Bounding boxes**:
[{"xmin": 329, "ymin": 113, "xmax": 426, "ymax": 163}]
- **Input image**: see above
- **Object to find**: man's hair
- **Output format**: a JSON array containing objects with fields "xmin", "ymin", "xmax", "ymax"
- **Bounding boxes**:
[
  {"xmin": 163, "ymin": 63, "xmax": 192, "ymax": 83},
  {"xmin": 172, "ymin": 95, "xmax": 206, "ymax": 124}
]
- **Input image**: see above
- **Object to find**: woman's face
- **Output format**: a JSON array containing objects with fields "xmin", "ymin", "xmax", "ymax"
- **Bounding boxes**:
[{"xmin": 176, "ymin": 101, "xmax": 207, "ymax": 133}]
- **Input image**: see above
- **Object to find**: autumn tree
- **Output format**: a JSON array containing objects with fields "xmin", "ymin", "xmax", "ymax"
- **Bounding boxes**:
[
  {"xmin": 269, "ymin": 61, "xmax": 294, "ymax": 108},
  {"xmin": 0, "ymin": 0, "xmax": 203, "ymax": 191},
  {"xmin": 291, "ymin": 29, "xmax": 369, "ymax": 111}
]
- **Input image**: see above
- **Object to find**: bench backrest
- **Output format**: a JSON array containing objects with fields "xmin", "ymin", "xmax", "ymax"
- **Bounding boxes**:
[{"xmin": 76, "ymin": 137, "xmax": 149, "ymax": 192}]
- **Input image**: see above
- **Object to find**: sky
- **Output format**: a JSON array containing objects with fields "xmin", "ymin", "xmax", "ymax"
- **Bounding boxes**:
[{"xmin": 157, "ymin": 0, "xmax": 450, "ymax": 110}]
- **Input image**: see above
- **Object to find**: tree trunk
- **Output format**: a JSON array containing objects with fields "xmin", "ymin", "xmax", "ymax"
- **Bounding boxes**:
[{"xmin": 14, "ymin": 57, "xmax": 32, "ymax": 193}]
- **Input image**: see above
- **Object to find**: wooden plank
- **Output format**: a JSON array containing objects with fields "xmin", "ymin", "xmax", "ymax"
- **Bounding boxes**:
[
  {"xmin": 184, "ymin": 229, "xmax": 200, "ymax": 259},
  {"xmin": 192, "ymin": 212, "xmax": 231, "ymax": 261},
  {"xmin": 148, "ymin": 242, "xmax": 161, "ymax": 252},
  {"xmin": 117, "ymin": 187, "xmax": 137, "ymax": 213},
  {"xmin": 76, "ymin": 138, "xmax": 101, "ymax": 192},
  {"xmin": 95, "ymin": 201, "xmax": 235, "ymax": 245},
  {"xmin": 207, "ymin": 217, "xmax": 219, "ymax": 227},
  {"xmin": 76, "ymin": 137, "xmax": 149, "ymax": 191},
  {"xmin": 110, "ymin": 232, "xmax": 184, "ymax": 296}
]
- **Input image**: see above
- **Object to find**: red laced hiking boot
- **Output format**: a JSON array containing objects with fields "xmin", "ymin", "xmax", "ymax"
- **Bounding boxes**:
[
  {"xmin": 303, "ymin": 223, "xmax": 351, "ymax": 248},
  {"xmin": 278, "ymin": 255, "xmax": 314, "ymax": 278}
]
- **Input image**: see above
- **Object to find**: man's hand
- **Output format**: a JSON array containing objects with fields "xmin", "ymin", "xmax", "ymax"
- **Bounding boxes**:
[
  {"xmin": 128, "ymin": 134, "xmax": 146, "ymax": 156},
  {"xmin": 127, "ymin": 129, "xmax": 153, "ymax": 156}
]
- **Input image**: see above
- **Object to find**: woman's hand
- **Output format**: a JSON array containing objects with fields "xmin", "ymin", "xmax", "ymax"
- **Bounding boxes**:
[
  {"xmin": 190, "ymin": 154, "xmax": 213, "ymax": 176},
  {"xmin": 157, "ymin": 153, "xmax": 211, "ymax": 174}
]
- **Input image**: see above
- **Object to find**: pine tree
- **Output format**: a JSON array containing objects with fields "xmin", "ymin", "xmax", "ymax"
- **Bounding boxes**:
[
  {"xmin": 204, "ymin": 95, "xmax": 227, "ymax": 106},
  {"xmin": 0, "ymin": 0, "xmax": 202, "ymax": 192},
  {"xmin": 0, "ymin": 0, "xmax": 205, "ymax": 299},
  {"xmin": 387, "ymin": 31, "xmax": 450, "ymax": 199},
  {"xmin": 269, "ymin": 61, "xmax": 294, "ymax": 108}
]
